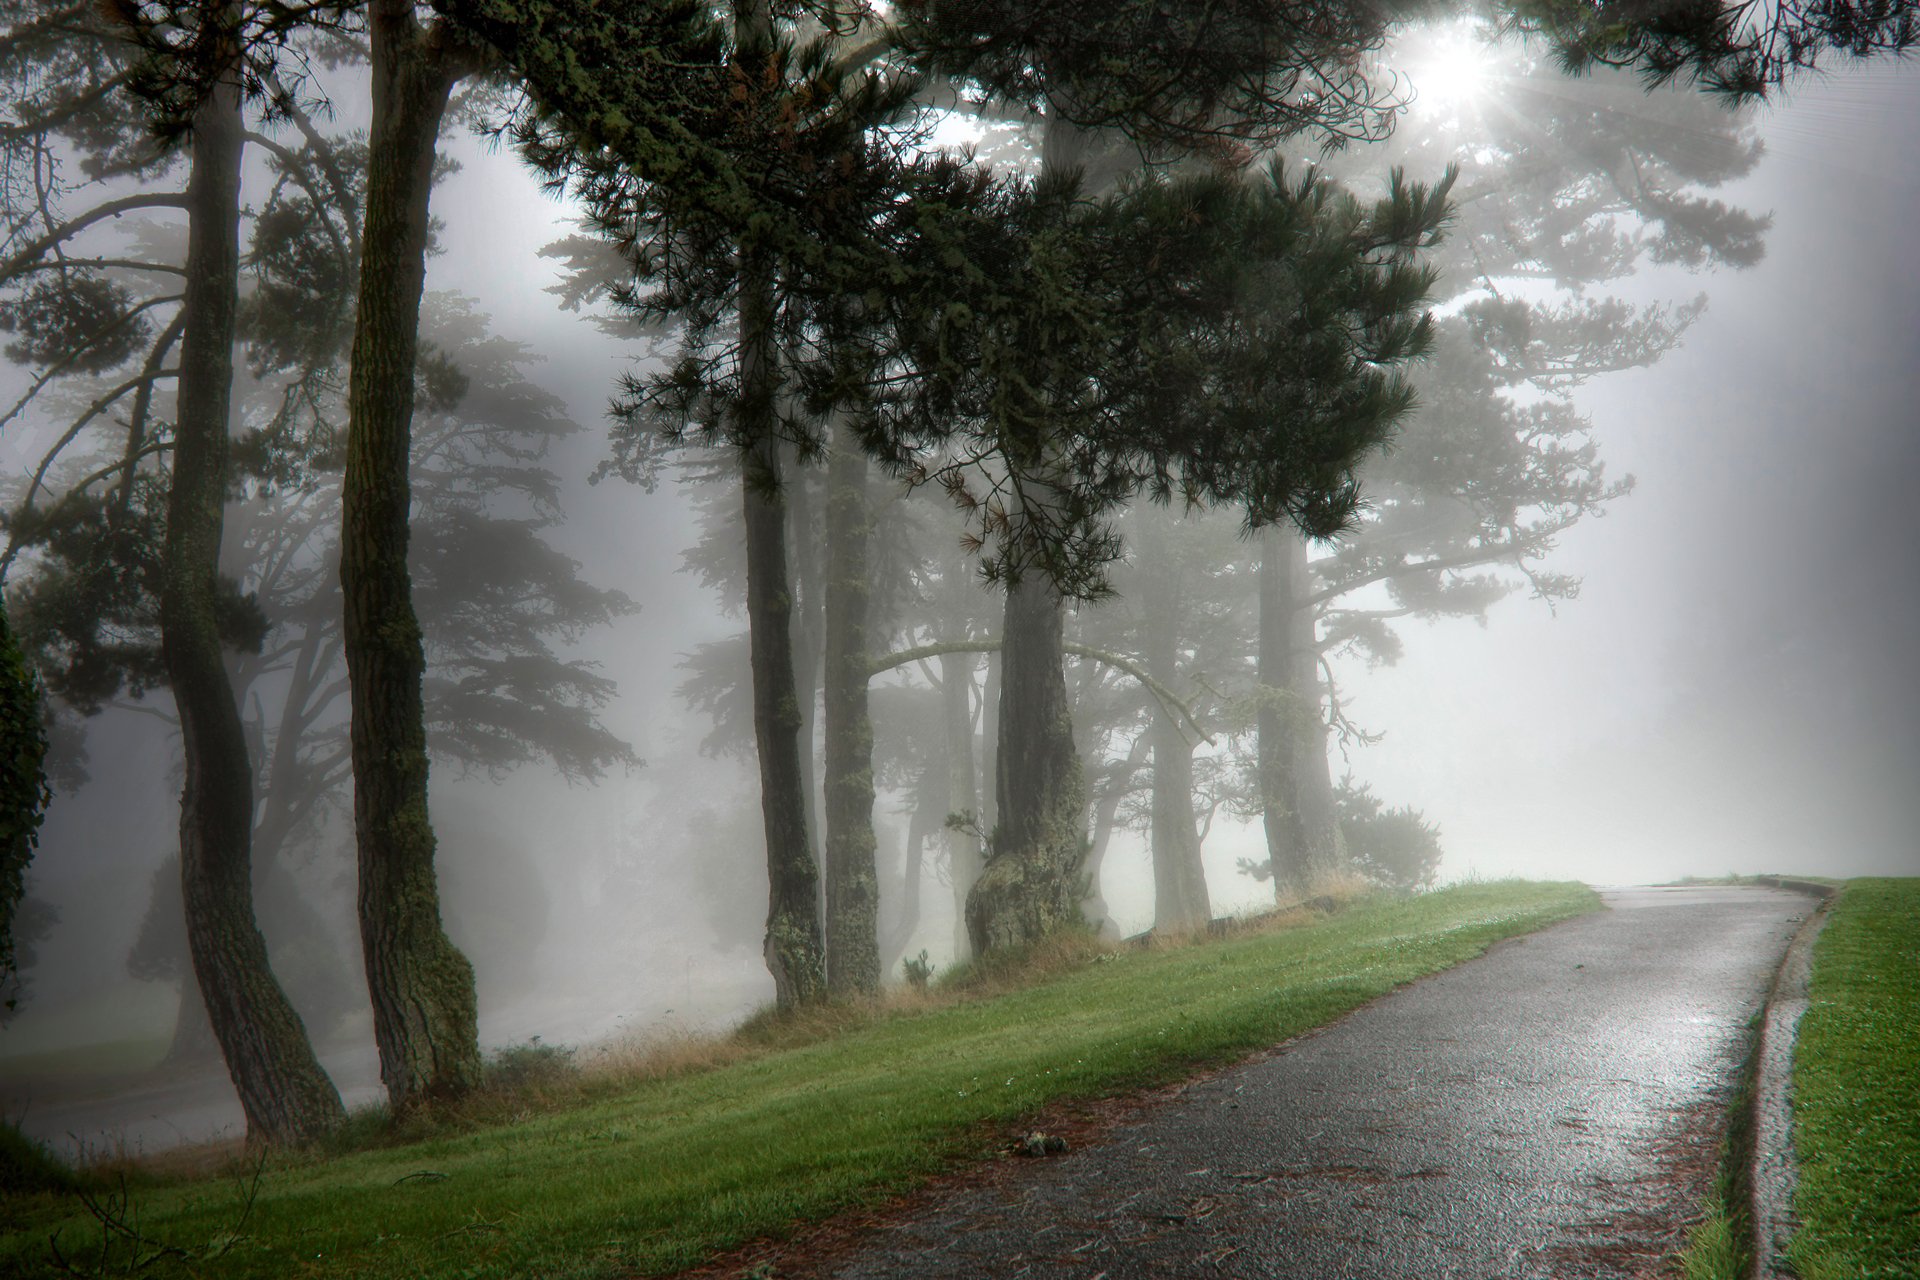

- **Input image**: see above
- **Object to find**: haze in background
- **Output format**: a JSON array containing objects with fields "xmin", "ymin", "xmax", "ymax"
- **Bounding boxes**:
[{"xmin": 3, "ymin": 42, "xmax": 1916, "ymax": 1154}]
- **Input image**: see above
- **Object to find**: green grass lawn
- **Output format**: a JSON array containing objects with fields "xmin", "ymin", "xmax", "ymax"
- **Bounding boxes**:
[
  {"xmin": 1789, "ymin": 877, "xmax": 1920, "ymax": 1280},
  {"xmin": 0, "ymin": 881, "xmax": 1595, "ymax": 1279}
]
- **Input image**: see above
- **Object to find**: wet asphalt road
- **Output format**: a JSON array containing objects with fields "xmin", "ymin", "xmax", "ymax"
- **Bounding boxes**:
[{"xmin": 820, "ymin": 886, "xmax": 1816, "ymax": 1280}]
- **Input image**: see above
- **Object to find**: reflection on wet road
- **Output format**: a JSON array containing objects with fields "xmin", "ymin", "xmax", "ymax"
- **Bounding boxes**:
[{"xmin": 824, "ymin": 886, "xmax": 1813, "ymax": 1279}]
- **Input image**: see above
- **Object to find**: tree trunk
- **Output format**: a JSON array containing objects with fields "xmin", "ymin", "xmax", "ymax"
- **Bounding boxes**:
[
  {"xmin": 786, "ymin": 449, "xmax": 825, "ymax": 885},
  {"xmin": 822, "ymin": 429, "xmax": 878, "ymax": 997},
  {"xmin": 1141, "ymin": 521, "xmax": 1209, "ymax": 931},
  {"xmin": 743, "ymin": 430, "xmax": 827, "ymax": 1006},
  {"xmin": 730, "ymin": 0, "xmax": 823, "ymax": 1009},
  {"xmin": 979, "ymin": 650, "xmax": 1000, "ymax": 838},
  {"xmin": 160, "ymin": 55, "xmax": 343, "ymax": 1143},
  {"xmin": 1258, "ymin": 528, "xmax": 1342, "ymax": 897},
  {"xmin": 965, "ymin": 576, "xmax": 1085, "ymax": 953},
  {"xmin": 1083, "ymin": 734, "xmax": 1148, "ymax": 938},
  {"xmin": 882, "ymin": 776, "xmax": 936, "ymax": 975},
  {"xmin": 340, "ymin": 1, "xmax": 481, "ymax": 1111},
  {"xmin": 963, "ymin": 111, "xmax": 1097, "ymax": 954},
  {"xmin": 939, "ymin": 651, "xmax": 980, "ymax": 961}
]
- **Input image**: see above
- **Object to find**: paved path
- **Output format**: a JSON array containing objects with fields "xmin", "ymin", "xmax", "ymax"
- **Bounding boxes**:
[{"xmin": 818, "ymin": 886, "xmax": 1816, "ymax": 1280}]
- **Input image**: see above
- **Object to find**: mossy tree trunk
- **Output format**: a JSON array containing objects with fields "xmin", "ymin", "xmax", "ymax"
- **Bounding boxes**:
[
  {"xmin": 161, "ymin": 46, "xmax": 344, "ymax": 1143},
  {"xmin": 340, "ymin": 0, "xmax": 481, "ymax": 1111},
  {"xmin": 1258, "ymin": 528, "xmax": 1342, "ymax": 897},
  {"xmin": 965, "ymin": 576, "xmax": 1085, "ymax": 953},
  {"xmin": 822, "ymin": 427, "xmax": 878, "ymax": 997}
]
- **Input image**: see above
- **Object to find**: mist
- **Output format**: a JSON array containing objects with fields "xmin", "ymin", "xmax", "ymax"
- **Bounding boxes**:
[{"xmin": 2, "ymin": 15, "xmax": 1915, "ymax": 1156}]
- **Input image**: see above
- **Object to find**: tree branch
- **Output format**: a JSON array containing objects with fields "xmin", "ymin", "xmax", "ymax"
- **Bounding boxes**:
[
  {"xmin": 0, "ymin": 193, "xmax": 193, "ymax": 285},
  {"xmin": 868, "ymin": 637, "xmax": 1213, "ymax": 744}
]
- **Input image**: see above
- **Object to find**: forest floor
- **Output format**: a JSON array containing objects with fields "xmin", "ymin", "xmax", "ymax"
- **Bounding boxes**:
[{"xmin": 0, "ymin": 880, "xmax": 1595, "ymax": 1279}]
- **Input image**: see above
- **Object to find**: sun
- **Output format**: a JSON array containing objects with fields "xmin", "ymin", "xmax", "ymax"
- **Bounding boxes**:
[{"xmin": 1396, "ymin": 19, "xmax": 1502, "ymax": 116}]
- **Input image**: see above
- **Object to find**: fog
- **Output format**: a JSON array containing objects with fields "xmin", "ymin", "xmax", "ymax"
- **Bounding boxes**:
[{"xmin": 2, "ymin": 25, "xmax": 1916, "ymax": 1153}]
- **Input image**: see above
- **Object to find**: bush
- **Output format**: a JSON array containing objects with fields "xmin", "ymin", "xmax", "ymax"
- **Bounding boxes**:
[
  {"xmin": 484, "ymin": 1037, "xmax": 577, "ymax": 1093},
  {"xmin": 1336, "ymin": 779, "xmax": 1443, "ymax": 891},
  {"xmin": 0, "ymin": 1118, "xmax": 77, "ymax": 1196}
]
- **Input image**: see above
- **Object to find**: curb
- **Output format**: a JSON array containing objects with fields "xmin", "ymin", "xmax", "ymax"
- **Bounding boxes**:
[{"xmin": 1748, "ymin": 881, "xmax": 1834, "ymax": 1280}]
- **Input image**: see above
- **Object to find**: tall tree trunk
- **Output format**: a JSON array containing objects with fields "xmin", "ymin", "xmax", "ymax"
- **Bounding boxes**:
[
  {"xmin": 964, "ymin": 112, "xmax": 1098, "ymax": 953},
  {"xmin": 882, "ymin": 774, "xmax": 936, "ymax": 974},
  {"xmin": 340, "ymin": 0, "xmax": 481, "ymax": 1111},
  {"xmin": 979, "ymin": 650, "xmax": 1000, "ymax": 838},
  {"xmin": 939, "ymin": 651, "xmax": 980, "ymax": 961},
  {"xmin": 1258, "ymin": 528, "xmax": 1342, "ymax": 897},
  {"xmin": 1083, "ymin": 734, "xmax": 1148, "ymax": 938},
  {"xmin": 966, "ymin": 576, "xmax": 1084, "ymax": 953},
  {"xmin": 822, "ymin": 428, "xmax": 878, "ymax": 997},
  {"xmin": 161, "ymin": 54, "xmax": 343, "ymax": 1143},
  {"xmin": 787, "ymin": 449, "xmax": 824, "ymax": 885},
  {"xmin": 744, "ymin": 430, "xmax": 826, "ymax": 1006},
  {"xmin": 1141, "ymin": 521, "xmax": 1209, "ymax": 931},
  {"xmin": 733, "ymin": 0, "xmax": 823, "ymax": 1009}
]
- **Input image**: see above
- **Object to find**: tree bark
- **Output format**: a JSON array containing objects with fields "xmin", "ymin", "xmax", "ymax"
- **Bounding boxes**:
[
  {"xmin": 743, "ymin": 430, "xmax": 827, "ymax": 1006},
  {"xmin": 963, "ymin": 111, "xmax": 1099, "ymax": 954},
  {"xmin": 160, "ymin": 50, "xmax": 343, "ymax": 1143},
  {"xmin": 822, "ymin": 428, "xmax": 878, "ymax": 997},
  {"xmin": 340, "ymin": 0, "xmax": 481, "ymax": 1111},
  {"xmin": 1258, "ymin": 528, "xmax": 1342, "ymax": 897},
  {"xmin": 1140, "ymin": 520, "xmax": 1209, "ymax": 931},
  {"xmin": 965, "ymin": 576, "xmax": 1085, "ymax": 953},
  {"xmin": 939, "ymin": 650, "xmax": 980, "ymax": 961},
  {"xmin": 786, "ymin": 448, "xmax": 825, "ymax": 885}
]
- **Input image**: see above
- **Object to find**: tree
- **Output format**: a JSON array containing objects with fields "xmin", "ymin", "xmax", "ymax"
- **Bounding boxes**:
[
  {"xmin": 1243, "ymin": 40, "xmax": 1770, "ymax": 888},
  {"xmin": 821, "ymin": 420, "xmax": 879, "ymax": 994},
  {"xmin": 1336, "ymin": 779, "xmax": 1442, "ymax": 891},
  {"xmin": 3, "ymin": 1, "xmax": 630, "ymax": 1114},
  {"xmin": 32, "ymin": 295, "xmax": 640, "ymax": 1060},
  {"xmin": 134, "ymin": 0, "xmax": 346, "ymax": 1142},
  {"xmin": 873, "ymin": 164, "xmax": 1453, "ymax": 950},
  {"xmin": 339, "ymin": 0, "xmax": 495, "ymax": 1110}
]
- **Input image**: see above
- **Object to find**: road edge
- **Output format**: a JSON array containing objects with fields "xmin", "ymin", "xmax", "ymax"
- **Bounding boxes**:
[{"xmin": 1749, "ymin": 878, "xmax": 1836, "ymax": 1280}]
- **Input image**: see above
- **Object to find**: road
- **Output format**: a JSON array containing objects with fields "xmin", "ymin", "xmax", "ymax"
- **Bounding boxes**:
[{"xmin": 808, "ymin": 885, "xmax": 1815, "ymax": 1280}]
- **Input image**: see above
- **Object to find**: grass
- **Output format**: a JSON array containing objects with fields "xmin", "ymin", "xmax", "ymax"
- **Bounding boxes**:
[
  {"xmin": 1788, "ymin": 878, "xmax": 1920, "ymax": 1280},
  {"xmin": 0, "ymin": 880, "xmax": 1596, "ymax": 1279},
  {"xmin": 1672, "ymin": 1010, "xmax": 1761, "ymax": 1280}
]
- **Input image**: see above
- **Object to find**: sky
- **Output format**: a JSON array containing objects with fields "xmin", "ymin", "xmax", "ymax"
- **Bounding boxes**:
[{"xmin": 3, "ymin": 24, "xmax": 1918, "ymax": 1141}]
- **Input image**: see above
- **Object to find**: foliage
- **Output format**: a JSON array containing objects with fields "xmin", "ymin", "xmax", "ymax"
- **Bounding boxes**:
[
  {"xmin": 1507, "ymin": 0, "xmax": 1920, "ymax": 99},
  {"xmin": 868, "ymin": 162, "xmax": 1454, "ymax": 597},
  {"xmin": 0, "ymin": 1116, "xmax": 77, "ymax": 1197},
  {"xmin": 895, "ymin": 0, "xmax": 1430, "ymax": 150},
  {"xmin": 482, "ymin": 1037, "xmax": 577, "ymax": 1093},
  {"xmin": 0, "ymin": 881, "xmax": 1597, "ymax": 1278},
  {"xmin": 1335, "ymin": 779, "xmax": 1444, "ymax": 891},
  {"xmin": 1789, "ymin": 878, "xmax": 1920, "ymax": 1280}
]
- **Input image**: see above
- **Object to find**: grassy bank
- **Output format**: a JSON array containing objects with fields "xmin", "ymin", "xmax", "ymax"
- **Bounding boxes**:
[
  {"xmin": 1789, "ymin": 878, "xmax": 1920, "ymax": 1280},
  {"xmin": 0, "ymin": 881, "xmax": 1595, "ymax": 1280}
]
